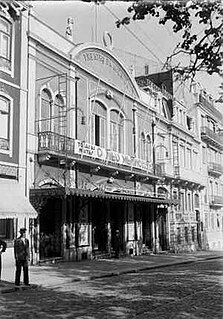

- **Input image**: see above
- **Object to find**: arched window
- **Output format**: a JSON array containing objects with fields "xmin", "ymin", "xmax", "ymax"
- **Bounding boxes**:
[
  {"xmin": 0, "ymin": 95, "xmax": 10, "ymax": 150},
  {"xmin": 110, "ymin": 110, "xmax": 124, "ymax": 153},
  {"xmin": 40, "ymin": 89, "xmax": 52, "ymax": 132},
  {"xmin": 0, "ymin": 17, "xmax": 12, "ymax": 71},
  {"xmin": 91, "ymin": 101, "xmax": 107, "ymax": 147},
  {"xmin": 140, "ymin": 133, "xmax": 151, "ymax": 161},
  {"xmin": 54, "ymin": 94, "xmax": 65, "ymax": 135},
  {"xmin": 158, "ymin": 187, "xmax": 167, "ymax": 199}
]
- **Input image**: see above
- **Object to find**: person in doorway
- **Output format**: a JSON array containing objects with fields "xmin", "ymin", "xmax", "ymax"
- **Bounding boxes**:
[
  {"xmin": 0, "ymin": 239, "xmax": 7, "ymax": 282},
  {"xmin": 114, "ymin": 230, "xmax": 120, "ymax": 258},
  {"xmin": 14, "ymin": 228, "xmax": 30, "ymax": 287}
]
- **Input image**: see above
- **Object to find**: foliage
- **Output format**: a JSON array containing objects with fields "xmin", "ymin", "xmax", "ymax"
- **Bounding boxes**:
[{"xmin": 115, "ymin": 0, "xmax": 223, "ymax": 83}]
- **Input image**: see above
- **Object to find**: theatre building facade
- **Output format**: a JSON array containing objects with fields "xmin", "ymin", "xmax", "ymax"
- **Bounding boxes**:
[{"xmin": 27, "ymin": 14, "xmax": 177, "ymax": 261}]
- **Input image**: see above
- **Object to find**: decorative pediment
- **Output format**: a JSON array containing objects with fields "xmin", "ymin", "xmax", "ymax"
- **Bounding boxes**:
[{"xmin": 72, "ymin": 44, "xmax": 140, "ymax": 98}]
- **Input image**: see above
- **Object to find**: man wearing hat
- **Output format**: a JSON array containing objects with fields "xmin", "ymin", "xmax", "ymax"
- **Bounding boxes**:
[
  {"xmin": 0, "ymin": 238, "xmax": 7, "ymax": 282},
  {"xmin": 14, "ymin": 228, "xmax": 30, "ymax": 286}
]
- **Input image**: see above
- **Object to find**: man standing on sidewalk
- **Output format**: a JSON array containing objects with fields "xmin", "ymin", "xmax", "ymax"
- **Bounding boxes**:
[
  {"xmin": 14, "ymin": 228, "xmax": 30, "ymax": 287},
  {"xmin": 0, "ymin": 239, "xmax": 7, "ymax": 282}
]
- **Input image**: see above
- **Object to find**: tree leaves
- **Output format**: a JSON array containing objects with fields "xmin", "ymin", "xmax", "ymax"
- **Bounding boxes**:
[{"xmin": 116, "ymin": 0, "xmax": 222, "ymax": 82}]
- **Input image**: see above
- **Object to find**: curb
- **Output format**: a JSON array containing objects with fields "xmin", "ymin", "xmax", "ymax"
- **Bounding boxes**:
[
  {"xmin": 1, "ymin": 255, "xmax": 222, "ymax": 291},
  {"xmin": 72, "ymin": 255, "xmax": 223, "ymax": 282}
]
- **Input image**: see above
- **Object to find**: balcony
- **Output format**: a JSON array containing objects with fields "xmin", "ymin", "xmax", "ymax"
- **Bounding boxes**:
[
  {"xmin": 38, "ymin": 131, "xmax": 154, "ymax": 176},
  {"xmin": 208, "ymin": 162, "xmax": 223, "ymax": 177},
  {"xmin": 38, "ymin": 131, "xmax": 76, "ymax": 160},
  {"xmin": 209, "ymin": 196, "xmax": 223, "ymax": 207},
  {"xmin": 201, "ymin": 126, "xmax": 223, "ymax": 150}
]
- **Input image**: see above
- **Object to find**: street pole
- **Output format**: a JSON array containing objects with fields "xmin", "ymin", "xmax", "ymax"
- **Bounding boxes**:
[
  {"xmin": 152, "ymin": 117, "xmax": 158, "ymax": 254},
  {"xmin": 75, "ymin": 76, "xmax": 80, "ymax": 261},
  {"xmin": 132, "ymin": 103, "xmax": 138, "ymax": 253}
]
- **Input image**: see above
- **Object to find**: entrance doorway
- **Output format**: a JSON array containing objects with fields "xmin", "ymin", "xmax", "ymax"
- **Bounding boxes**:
[
  {"xmin": 142, "ymin": 204, "xmax": 153, "ymax": 250},
  {"xmin": 39, "ymin": 198, "xmax": 62, "ymax": 259},
  {"xmin": 110, "ymin": 201, "xmax": 125, "ymax": 253},
  {"xmin": 157, "ymin": 208, "xmax": 167, "ymax": 251},
  {"xmin": 92, "ymin": 200, "xmax": 108, "ymax": 253}
]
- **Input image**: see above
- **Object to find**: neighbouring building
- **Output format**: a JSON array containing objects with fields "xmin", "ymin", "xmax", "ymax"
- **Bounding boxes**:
[{"xmin": 0, "ymin": 2, "xmax": 37, "ymax": 264}]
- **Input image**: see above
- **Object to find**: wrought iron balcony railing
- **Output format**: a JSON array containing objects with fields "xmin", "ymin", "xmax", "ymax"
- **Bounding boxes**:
[
  {"xmin": 209, "ymin": 195, "xmax": 223, "ymax": 207},
  {"xmin": 201, "ymin": 126, "xmax": 223, "ymax": 150},
  {"xmin": 38, "ymin": 131, "xmax": 75, "ymax": 157},
  {"xmin": 208, "ymin": 162, "xmax": 223, "ymax": 177}
]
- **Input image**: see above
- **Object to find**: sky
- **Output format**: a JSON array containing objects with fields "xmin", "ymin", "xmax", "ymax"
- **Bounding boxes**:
[{"xmin": 30, "ymin": 0, "xmax": 221, "ymax": 100}]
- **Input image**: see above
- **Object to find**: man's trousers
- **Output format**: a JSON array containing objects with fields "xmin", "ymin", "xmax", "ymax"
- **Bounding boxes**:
[{"xmin": 15, "ymin": 260, "xmax": 29, "ymax": 286}]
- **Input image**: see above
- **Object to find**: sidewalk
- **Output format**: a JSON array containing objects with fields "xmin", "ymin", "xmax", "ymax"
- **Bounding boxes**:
[{"xmin": 1, "ymin": 250, "xmax": 223, "ymax": 293}]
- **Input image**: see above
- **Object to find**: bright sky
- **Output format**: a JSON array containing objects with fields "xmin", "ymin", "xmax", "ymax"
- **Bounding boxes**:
[{"xmin": 31, "ymin": 1, "xmax": 221, "ymax": 100}]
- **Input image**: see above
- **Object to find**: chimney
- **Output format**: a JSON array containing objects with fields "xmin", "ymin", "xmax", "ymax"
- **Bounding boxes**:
[{"xmin": 66, "ymin": 17, "xmax": 74, "ymax": 42}]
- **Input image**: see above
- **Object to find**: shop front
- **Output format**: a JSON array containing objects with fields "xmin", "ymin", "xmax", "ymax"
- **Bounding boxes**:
[{"xmin": 30, "ymin": 184, "xmax": 171, "ymax": 261}]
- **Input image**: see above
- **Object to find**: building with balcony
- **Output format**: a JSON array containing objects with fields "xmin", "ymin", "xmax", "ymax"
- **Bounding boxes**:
[
  {"xmin": 26, "ymin": 12, "xmax": 179, "ymax": 262},
  {"xmin": 0, "ymin": 2, "xmax": 37, "ymax": 262},
  {"xmin": 192, "ymin": 83, "xmax": 223, "ymax": 250},
  {"xmin": 135, "ymin": 70, "xmax": 206, "ymax": 253}
]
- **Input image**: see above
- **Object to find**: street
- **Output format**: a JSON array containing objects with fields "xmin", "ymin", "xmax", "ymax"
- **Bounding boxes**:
[{"xmin": 0, "ymin": 258, "xmax": 222, "ymax": 319}]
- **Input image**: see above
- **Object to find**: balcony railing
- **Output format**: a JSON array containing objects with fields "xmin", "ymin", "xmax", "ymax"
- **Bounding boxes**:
[
  {"xmin": 38, "ymin": 131, "xmax": 154, "ymax": 174},
  {"xmin": 201, "ymin": 126, "xmax": 223, "ymax": 149},
  {"xmin": 208, "ymin": 162, "xmax": 223, "ymax": 176},
  {"xmin": 209, "ymin": 196, "xmax": 223, "ymax": 207},
  {"xmin": 38, "ymin": 131, "xmax": 76, "ymax": 157}
]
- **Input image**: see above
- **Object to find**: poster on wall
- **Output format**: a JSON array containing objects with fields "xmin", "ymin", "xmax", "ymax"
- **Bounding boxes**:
[
  {"xmin": 79, "ymin": 207, "xmax": 89, "ymax": 246},
  {"xmin": 128, "ymin": 205, "xmax": 135, "ymax": 241}
]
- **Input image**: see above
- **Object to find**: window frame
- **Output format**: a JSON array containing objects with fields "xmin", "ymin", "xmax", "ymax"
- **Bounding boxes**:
[
  {"xmin": 0, "ymin": 93, "xmax": 13, "ymax": 156},
  {"xmin": 109, "ymin": 109, "xmax": 124, "ymax": 153},
  {"xmin": 90, "ymin": 100, "xmax": 107, "ymax": 148},
  {"xmin": 39, "ymin": 88, "xmax": 53, "ymax": 133},
  {"xmin": 0, "ymin": 15, "xmax": 14, "ymax": 76}
]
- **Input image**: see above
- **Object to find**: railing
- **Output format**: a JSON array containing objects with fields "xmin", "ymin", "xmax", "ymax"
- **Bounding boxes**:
[
  {"xmin": 38, "ymin": 131, "xmax": 154, "ymax": 174},
  {"xmin": 201, "ymin": 126, "xmax": 223, "ymax": 147},
  {"xmin": 209, "ymin": 196, "xmax": 223, "ymax": 206},
  {"xmin": 208, "ymin": 162, "xmax": 223, "ymax": 176},
  {"xmin": 136, "ymin": 77, "xmax": 172, "ymax": 100},
  {"xmin": 38, "ymin": 131, "xmax": 75, "ymax": 157}
]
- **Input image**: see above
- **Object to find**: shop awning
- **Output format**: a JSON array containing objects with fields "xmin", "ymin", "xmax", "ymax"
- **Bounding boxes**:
[
  {"xmin": 0, "ymin": 181, "xmax": 38, "ymax": 219},
  {"xmin": 30, "ymin": 187, "xmax": 175, "ymax": 205}
]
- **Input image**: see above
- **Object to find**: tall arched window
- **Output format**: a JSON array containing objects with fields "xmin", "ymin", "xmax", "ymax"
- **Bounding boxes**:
[
  {"xmin": 0, "ymin": 17, "xmax": 12, "ymax": 71},
  {"xmin": 140, "ymin": 132, "xmax": 151, "ymax": 161},
  {"xmin": 91, "ymin": 101, "xmax": 107, "ymax": 147},
  {"xmin": 54, "ymin": 94, "xmax": 65, "ymax": 135},
  {"xmin": 110, "ymin": 110, "xmax": 124, "ymax": 153},
  {"xmin": 40, "ymin": 89, "xmax": 52, "ymax": 132},
  {"xmin": 0, "ymin": 95, "xmax": 10, "ymax": 150}
]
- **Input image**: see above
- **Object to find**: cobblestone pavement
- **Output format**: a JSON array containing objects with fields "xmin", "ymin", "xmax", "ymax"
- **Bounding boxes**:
[{"xmin": 0, "ymin": 258, "xmax": 222, "ymax": 319}]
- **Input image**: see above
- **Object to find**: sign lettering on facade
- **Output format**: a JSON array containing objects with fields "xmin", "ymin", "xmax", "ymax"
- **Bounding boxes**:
[{"xmin": 75, "ymin": 140, "xmax": 152, "ymax": 173}]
